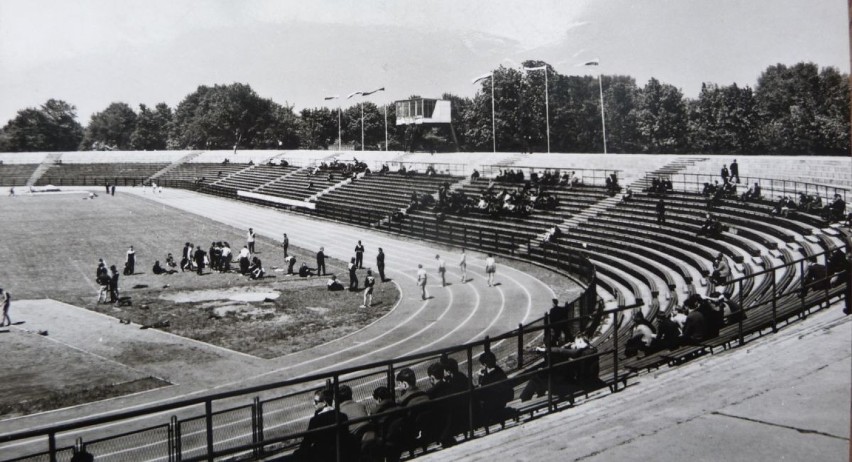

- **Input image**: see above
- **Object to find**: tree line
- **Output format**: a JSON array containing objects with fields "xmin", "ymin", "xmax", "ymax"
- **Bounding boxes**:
[{"xmin": 0, "ymin": 61, "xmax": 847, "ymax": 155}]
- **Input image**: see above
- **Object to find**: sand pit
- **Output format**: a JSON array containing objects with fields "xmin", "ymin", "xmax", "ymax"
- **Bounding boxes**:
[{"xmin": 160, "ymin": 287, "xmax": 281, "ymax": 303}]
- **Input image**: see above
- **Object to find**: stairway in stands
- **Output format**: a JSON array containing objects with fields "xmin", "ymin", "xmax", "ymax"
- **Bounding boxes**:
[
  {"xmin": 149, "ymin": 151, "xmax": 204, "ymax": 180},
  {"xmin": 26, "ymin": 153, "xmax": 63, "ymax": 186},
  {"xmin": 630, "ymin": 156, "xmax": 709, "ymax": 191},
  {"xmin": 548, "ymin": 157, "xmax": 711, "ymax": 239}
]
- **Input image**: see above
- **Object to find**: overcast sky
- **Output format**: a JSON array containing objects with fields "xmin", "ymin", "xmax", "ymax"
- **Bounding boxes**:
[{"xmin": 0, "ymin": 0, "xmax": 848, "ymax": 124}]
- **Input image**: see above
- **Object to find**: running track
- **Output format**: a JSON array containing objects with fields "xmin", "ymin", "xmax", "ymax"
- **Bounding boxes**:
[{"xmin": 0, "ymin": 188, "xmax": 565, "ymax": 459}]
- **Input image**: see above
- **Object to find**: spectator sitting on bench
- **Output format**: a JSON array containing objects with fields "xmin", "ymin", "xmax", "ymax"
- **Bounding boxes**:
[
  {"xmin": 680, "ymin": 294, "xmax": 723, "ymax": 344},
  {"xmin": 520, "ymin": 334, "xmax": 594, "ymax": 401},
  {"xmin": 821, "ymin": 194, "xmax": 846, "ymax": 223},
  {"xmin": 470, "ymin": 169, "xmax": 480, "ymax": 183},
  {"xmin": 475, "ymin": 351, "xmax": 515, "ymax": 426},
  {"xmin": 697, "ymin": 213, "xmax": 724, "ymax": 239},
  {"xmin": 541, "ymin": 226, "xmax": 562, "ymax": 245},
  {"xmin": 621, "ymin": 186, "xmax": 633, "ymax": 203},
  {"xmin": 801, "ymin": 257, "xmax": 829, "ymax": 297},
  {"xmin": 771, "ymin": 196, "xmax": 796, "ymax": 217},
  {"xmin": 740, "ymin": 182, "xmax": 761, "ymax": 202},
  {"xmin": 710, "ymin": 252, "xmax": 731, "ymax": 286},
  {"xmin": 624, "ymin": 311, "xmax": 658, "ymax": 357}
]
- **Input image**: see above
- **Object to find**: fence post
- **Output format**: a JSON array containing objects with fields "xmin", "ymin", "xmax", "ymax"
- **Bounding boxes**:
[
  {"xmin": 330, "ymin": 375, "xmax": 343, "ymax": 462},
  {"xmin": 612, "ymin": 311, "xmax": 619, "ymax": 393},
  {"xmin": 544, "ymin": 313, "xmax": 553, "ymax": 412},
  {"xmin": 169, "ymin": 416, "xmax": 179, "ymax": 462},
  {"xmin": 463, "ymin": 227, "xmax": 467, "ymax": 246},
  {"xmin": 253, "ymin": 397, "xmax": 264, "ymax": 458},
  {"xmin": 466, "ymin": 346, "xmax": 475, "ymax": 439},
  {"xmin": 517, "ymin": 323, "xmax": 524, "ymax": 368},
  {"xmin": 48, "ymin": 432, "xmax": 57, "ymax": 462},
  {"xmin": 771, "ymin": 268, "xmax": 778, "ymax": 333},
  {"xmin": 799, "ymin": 260, "xmax": 807, "ymax": 319},
  {"xmin": 737, "ymin": 280, "xmax": 745, "ymax": 346},
  {"xmin": 205, "ymin": 399, "xmax": 214, "ymax": 462}
]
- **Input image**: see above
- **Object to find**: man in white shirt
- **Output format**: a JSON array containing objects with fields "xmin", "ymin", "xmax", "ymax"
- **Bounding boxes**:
[
  {"xmin": 417, "ymin": 264, "xmax": 428, "ymax": 301},
  {"xmin": 246, "ymin": 228, "xmax": 256, "ymax": 254},
  {"xmin": 435, "ymin": 254, "xmax": 446, "ymax": 287}
]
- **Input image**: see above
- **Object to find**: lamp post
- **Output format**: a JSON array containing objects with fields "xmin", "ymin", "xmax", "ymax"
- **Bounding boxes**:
[
  {"xmin": 346, "ymin": 91, "xmax": 363, "ymax": 150},
  {"xmin": 360, "ymin": 87, "xmax": 386, "ymax": 151},
  {"xmin": 523, "ymin": 65, "xmax": 550, "ymax": 153},
  {"xmin": 584, "ymin": 59, "xmax": 607, "ymax": 154},
  {"xmin": 472, "ymin": 72, "xmax": 496, "ymax": 152}
]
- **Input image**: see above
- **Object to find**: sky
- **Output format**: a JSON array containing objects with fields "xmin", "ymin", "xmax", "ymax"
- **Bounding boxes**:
[{"xmin": 0, "ymin": 0, "xmax": 848, "ymax": 124}]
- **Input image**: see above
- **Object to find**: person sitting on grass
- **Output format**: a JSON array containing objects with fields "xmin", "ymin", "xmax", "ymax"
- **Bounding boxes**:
[
  {"xmin": 152, "ymin": 260, "xmax": 175, "ymax": 275},
  {"xmin": 298, "ymin": 262, "xmax": 315, "ymax": 278},
  {"xmin": 249, "ymin": 257, "xmax": 265, "ymax": 280},
  {"xmin": 327, "ymin": 274, "xmax": 345, "ymax": 291}
]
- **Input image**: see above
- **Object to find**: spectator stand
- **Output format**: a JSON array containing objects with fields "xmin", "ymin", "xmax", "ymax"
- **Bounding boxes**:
[
  {"xmin": 480, "ymin": 164, "xmax": 620, "ymax": 189},
  {"xmin": 661, "ymin": 171, "xmax": 849, "ymax": 205}
]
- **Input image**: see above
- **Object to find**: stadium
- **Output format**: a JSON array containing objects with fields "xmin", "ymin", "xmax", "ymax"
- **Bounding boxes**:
[
  {"xmin": 0, "ymin": 1, "xmax": 851, "ymax": 462},
  {"xmin": 0, "ymin": 146, "xmax": 849, "ymax": 461}
]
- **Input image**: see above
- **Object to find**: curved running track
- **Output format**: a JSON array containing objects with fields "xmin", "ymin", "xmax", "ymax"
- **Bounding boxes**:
[{"xmin": 129, "ymin": 188, "xmax": 558, "ymax": 386}]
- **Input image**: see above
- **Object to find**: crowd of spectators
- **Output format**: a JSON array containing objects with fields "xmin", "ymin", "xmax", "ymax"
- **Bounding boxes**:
[{"xmin": 294, "ymin": 353, "xmax": 516, "ymax": 462}]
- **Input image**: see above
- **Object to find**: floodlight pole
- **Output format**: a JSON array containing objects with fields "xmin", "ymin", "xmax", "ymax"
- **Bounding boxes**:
[
  {"xmin": 384, "ymin": 104, "xmax": 388, "ymax": 151},
  {"xmin": 491, "ymin": 71, "xmax": 496, "ymax": 153},
  {"xmin": 598, "ymin": 72, "xmax": 607, "ymax": 154},
  {"xmin": 360, "ymin": 102, "xmax": 365, "ymax": 151},
  {"xmin": 338, "ymin": 106, "xmax": 342, "ymax": 151},
  {"xmin": 544, "ymin": 67, "xmax": 550, "ymax": 153}
]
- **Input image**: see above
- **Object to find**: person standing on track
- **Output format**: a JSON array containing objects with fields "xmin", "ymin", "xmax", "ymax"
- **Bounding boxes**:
[
  {"xmin": 194, "ymin": 245, "xmax": 207, "ymax": 275},
  {"xmin": 436, "ymin": 254, "xmax": 447, "ymax": 287},
  {"xmin": 109, "ymin": 265, "xmax": 120, "ymax": 303},
  {"xmin": 124, "ymin": 246, "xmax": 136, "ymax": 275},
  {"xmin": 355, "ymin": 240, "xmax": 365, "ymax": 269},
  {"xmin": 417, "ymin": 264, "xmax": 428, "ymax": 300},
  {"xmin": 362, "ymin": 270, "xmax": 376, "ymax": 308},
  {"xmin": 316, "ymin": 247, "xmax": 327, "ymax": 275},
  {"xmin": 348, "ymin": 257, "xmax": 359, "ymax": 290},
  {"xmin": 246, "ymin": 228, "xmax": 256, "ymax": 254},
  {"xmin": 0, "ymin": 288, "xmax": 11, "ymax": 327},
  {"xmin": 485, "ymin": 254, "xmax": 496, "ymax": 287},
  {"xmin": 281, "ymin": 233, "xmax": 289, "ymax": 257},
  {"xmin": 459, "ymin": 248, "xmax": 467, "ymax": 283},
  {"xmin": 376, "ymin": 247, "xmax": 386, "ymax": 282}
]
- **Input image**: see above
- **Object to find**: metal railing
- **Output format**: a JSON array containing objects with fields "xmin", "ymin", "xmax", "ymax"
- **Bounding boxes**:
[
  {"xmin": 645, "ymin": 172, "xmax": 849, "ymax": 203},
  {"xmin": 480, "ymin": 165, "xmax": 621, "ymax": 188}
]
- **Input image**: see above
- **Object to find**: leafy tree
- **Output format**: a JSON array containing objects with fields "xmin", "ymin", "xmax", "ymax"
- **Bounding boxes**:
[
  {"xmin": 169, "ymin": 83, "xmax": 299, "ymax": 150},
  {"xmin": 634, "ymin": 78, "xmax": 688, "ymax": 153},
  {"xmin": 600, "ymin": 75, "xmax": 641, "ymax": 153},
  {"xmin": 130, "ymin": 103, "xmax": 172, "ymax": 150},
  {"xmin": 0, "ymin": 99, "xmax": 83, "ymax": 152},
  {"xmin": 342, "ymin": 102, "xmax": 387, "ymax": 150},
  {"xmin": 298, "ymin": 107, "xmax": 339, "ymax": 149},
  {"xmin": 687, "ymin": 83, "xmax": 760, "ymax": 154},
  {"xmin": 753, "ymin": 62, "xmax": 849, "ymax": 155},
  {"xmin": 80, "ymin": 102, "xmax": 137, "ymax": 150}
]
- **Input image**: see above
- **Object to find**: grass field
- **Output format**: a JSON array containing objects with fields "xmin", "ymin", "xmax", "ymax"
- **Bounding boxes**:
[{"xmin": 0, "ymin": 192, "xmax": 399, "ymax": 415}]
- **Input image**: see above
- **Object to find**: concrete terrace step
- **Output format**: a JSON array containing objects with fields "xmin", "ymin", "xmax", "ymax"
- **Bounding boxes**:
[
  {"xmin": 150, "ymin": 150, "xmax": 205, "ymax": 180},
  {"xmin": 26, "ymin": 152, "xmax": 63, "ymax": 186}
]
